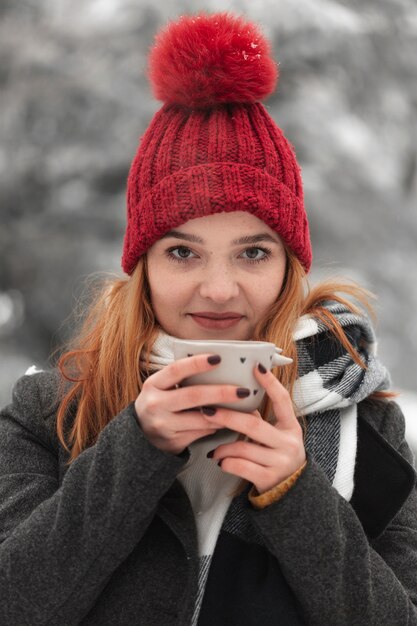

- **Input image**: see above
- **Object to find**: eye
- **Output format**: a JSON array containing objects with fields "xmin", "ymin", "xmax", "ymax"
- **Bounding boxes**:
[
  {"xmin": 165, "ymin": 246, "xmax": 197, "ymax": 263},
  {"xmin": 241, "ymin": 247, "xmax": 272, "ymax": 263}
]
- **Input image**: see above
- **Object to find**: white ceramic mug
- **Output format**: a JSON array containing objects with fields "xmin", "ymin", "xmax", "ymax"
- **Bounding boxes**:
[{"xmin": 172, "ymin": 339, "xmax": 292, "ymax": 412}]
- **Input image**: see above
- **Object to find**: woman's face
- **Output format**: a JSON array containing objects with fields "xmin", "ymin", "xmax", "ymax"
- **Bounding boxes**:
[{"xmin": 146, "ymin": 211, "xmax": 287, "ymax": 340}]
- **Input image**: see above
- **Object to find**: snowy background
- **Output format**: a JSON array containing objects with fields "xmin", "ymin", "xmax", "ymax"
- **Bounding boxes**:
[{"xmin": 1, "ymin": 0, "xmax": 416, "ymax": 455}]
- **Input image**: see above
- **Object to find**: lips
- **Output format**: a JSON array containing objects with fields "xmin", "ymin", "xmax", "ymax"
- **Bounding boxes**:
[
  {"xmin": 189, "ymin": 312, "xmax": 244, "ymax": 330},
  {"xmin": 190, "ymin": 311, "xmax": 243, "ymax": 319}
]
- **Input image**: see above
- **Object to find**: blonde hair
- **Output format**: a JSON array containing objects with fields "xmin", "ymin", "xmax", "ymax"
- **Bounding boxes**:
[{"xmin": 56, "ymin": 250, "xmax": 391, "ymax": 463}]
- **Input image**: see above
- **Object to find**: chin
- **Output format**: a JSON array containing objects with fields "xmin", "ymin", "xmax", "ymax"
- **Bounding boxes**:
[{"xmin": 188, "ymin": 328, "xmax": 252, "ymax": 341}]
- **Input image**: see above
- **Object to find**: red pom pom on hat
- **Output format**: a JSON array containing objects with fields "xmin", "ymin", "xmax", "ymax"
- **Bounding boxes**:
[{"xmin": 148, "ymin": 12, "xmax": 278, "ymax": 109}]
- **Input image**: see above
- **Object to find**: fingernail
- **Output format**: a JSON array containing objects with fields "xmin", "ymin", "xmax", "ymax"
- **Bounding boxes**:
[
  {"xmin": 217, "ymin": 460, "xmax": 222, "ymax": 467},
  {"xmin": 207, "ymin": 355, "xmax": 221, "ymax": 365},
  {"xmin": 236, "ymin": 387, "xmax": 250, "ymax": 398},
  {"xmin": 201, "ymin": 406, "xmax": 217, "ymax": 416},
  {"xmin": 206, "ymin": 449, "xmax": 215, "ymax": 458},
  {"xmin": 258, "ymin": 362, "xmax": 267, "ymax": 374}
]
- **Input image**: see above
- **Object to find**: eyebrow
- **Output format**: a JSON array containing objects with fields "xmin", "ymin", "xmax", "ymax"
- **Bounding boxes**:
[{"xmin": 160, "ymin": 230, "xmax": 281, "ymax": 246}]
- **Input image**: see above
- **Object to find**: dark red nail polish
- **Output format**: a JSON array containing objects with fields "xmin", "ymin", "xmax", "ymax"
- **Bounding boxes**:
[
  {"xmin": 201, "ymin": 406, "xmax": 217, "ymax": 416},
  {"xmin": 236, "ymin": 387, "xmax": 250, "ymax": 398},
  {"xmin": 258, "ymin": 362, "xmax": 267, "ymax": 374},
  {"xmin": 207, "ymin": 355, "xmax": 221, "ymax": 365},
  {"xmin": 206, "ymin": 449, "xmax": 214, "ymax": 458}
]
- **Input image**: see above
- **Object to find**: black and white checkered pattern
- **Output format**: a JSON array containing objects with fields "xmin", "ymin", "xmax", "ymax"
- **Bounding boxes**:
[
  {"xmin": 294, "ymin": 301, "xmax": 389, "ymax": 409},
  {"xmin": 293, "ymin": 301, "xmax": 390, "ymax": 497}
]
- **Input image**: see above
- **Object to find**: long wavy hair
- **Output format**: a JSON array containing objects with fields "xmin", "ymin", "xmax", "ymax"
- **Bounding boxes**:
[{"xmin": 55, "ymin": 249, "xmax": 391, "ymax": 463}]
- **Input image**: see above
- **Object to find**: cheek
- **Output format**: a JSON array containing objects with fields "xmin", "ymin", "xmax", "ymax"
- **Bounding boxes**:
[
  {"xmin": 149, "ymin": 272, "xmax": 190, "ymax": 311},
  {"xmin": 250, "ymin": 266, "xmax": 285, "ymax": 308}
]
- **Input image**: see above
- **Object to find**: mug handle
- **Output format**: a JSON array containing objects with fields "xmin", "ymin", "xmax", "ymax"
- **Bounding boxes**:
[{"xmin": 271, "ymin": 347, "xmax": 293, "ymax": 366}]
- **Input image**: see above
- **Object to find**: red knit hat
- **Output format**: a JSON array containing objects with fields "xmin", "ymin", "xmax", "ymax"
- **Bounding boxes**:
[{"xmin": 122, "ymin": 13, "xmax": 312, "ymax": 274}]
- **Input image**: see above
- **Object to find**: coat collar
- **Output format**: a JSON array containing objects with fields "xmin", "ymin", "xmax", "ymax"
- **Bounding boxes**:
[{"xmin": 351, "ymin": 415, "xmax": 416, "ymax": 539}]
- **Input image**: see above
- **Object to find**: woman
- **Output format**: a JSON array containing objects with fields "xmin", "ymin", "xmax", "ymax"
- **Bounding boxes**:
[{"xmin": 0, "ymin": 12, "xmax": 416, "ymax": 626}]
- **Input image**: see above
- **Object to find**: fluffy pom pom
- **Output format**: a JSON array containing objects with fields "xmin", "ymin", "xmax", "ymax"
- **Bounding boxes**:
[{"xmin": 148, "ymin": 13, "xmax": 278, "ymax": 109}]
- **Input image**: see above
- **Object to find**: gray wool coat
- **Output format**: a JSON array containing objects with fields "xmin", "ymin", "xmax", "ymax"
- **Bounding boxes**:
[{"xmin": 0, "ymin": 369, "xmax": 416, "ymax": 625}]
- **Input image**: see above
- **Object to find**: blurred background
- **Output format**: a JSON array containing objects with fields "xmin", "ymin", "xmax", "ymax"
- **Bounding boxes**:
[{"xmin": 1, "ymin": 0, "xmax": 416, "ymax": 451}]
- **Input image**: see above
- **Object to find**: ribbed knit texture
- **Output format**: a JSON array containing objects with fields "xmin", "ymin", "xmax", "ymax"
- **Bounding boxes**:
[
  {"xmin": 121, "ymin": 12, "xmax": 312, "ymax": 275},
  {"xmin": 123, "ymin": 102, "xmax": 310, "ymax": 274}
]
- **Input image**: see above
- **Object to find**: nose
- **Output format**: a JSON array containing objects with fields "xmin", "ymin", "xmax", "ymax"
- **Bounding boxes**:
[{"xmin": 198, "ymin": 265, "xmax": 240, "ymax": 302}]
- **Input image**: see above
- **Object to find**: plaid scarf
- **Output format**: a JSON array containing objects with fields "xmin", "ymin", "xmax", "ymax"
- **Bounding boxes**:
[
  {"xmin": 142, "ymin": 300, "xmax": 390, "ymax": 500},
  {"xmin": 293, "ymin": 300, "xmax": 390, "ymax": 498}
]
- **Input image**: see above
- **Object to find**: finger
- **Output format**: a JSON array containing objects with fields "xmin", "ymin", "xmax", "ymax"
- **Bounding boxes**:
[
  {"xmin": 168, "ymin": 384, "xmax": 251, "ymax": 412},
  {"xmin": 204, "ymin": 409, "xmax": 277, "ymax": 447},
  {"xmin": 175, "ymin": 413, "xmax": 223, "ymax": 432},
  {"xmin": 146, "ymin": 353, "xmax": 222, "ymax": 391},
  {"xmin": 175, "ymin": 429, "xmax": 219, "ymax": 450},
  {"xmin": 158, "ymin": 429, "xmax": 219, "ymax": 455},
  {"xmin": 253, "ymin": 363, "xmax": 298, "ymax": 430},
  {"xmin": 155, "ymin": 411, "xmax": 222, "ymax": 434},
  {"xmin": 211, "ymin": 440, "xmax": 275, "ymax": 466},
  {"xmin": 212, "ymin": 435, "xmax": 306, "ymax": 473},
  {"xmin": 219, "ymin": 457, "xmax": 268, "ymax": 486}
]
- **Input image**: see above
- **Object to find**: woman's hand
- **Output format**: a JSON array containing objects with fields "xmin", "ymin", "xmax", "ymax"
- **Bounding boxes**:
[
  {"xmin": 134, "ymin": 354, "xmax": 252, "ymax": 455},
  {"xmin": 204, "ymin": 363, "xmax": 306, "ymax": 494}
]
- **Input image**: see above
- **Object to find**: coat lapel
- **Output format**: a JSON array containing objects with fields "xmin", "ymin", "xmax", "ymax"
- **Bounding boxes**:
[
  {"xmin": 351, "ymin": 416, "xmax": 416, "ymax": 539},
  {"xmin": 157, "ymin": 480, "xmax": 199, "ymax": 559}
]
